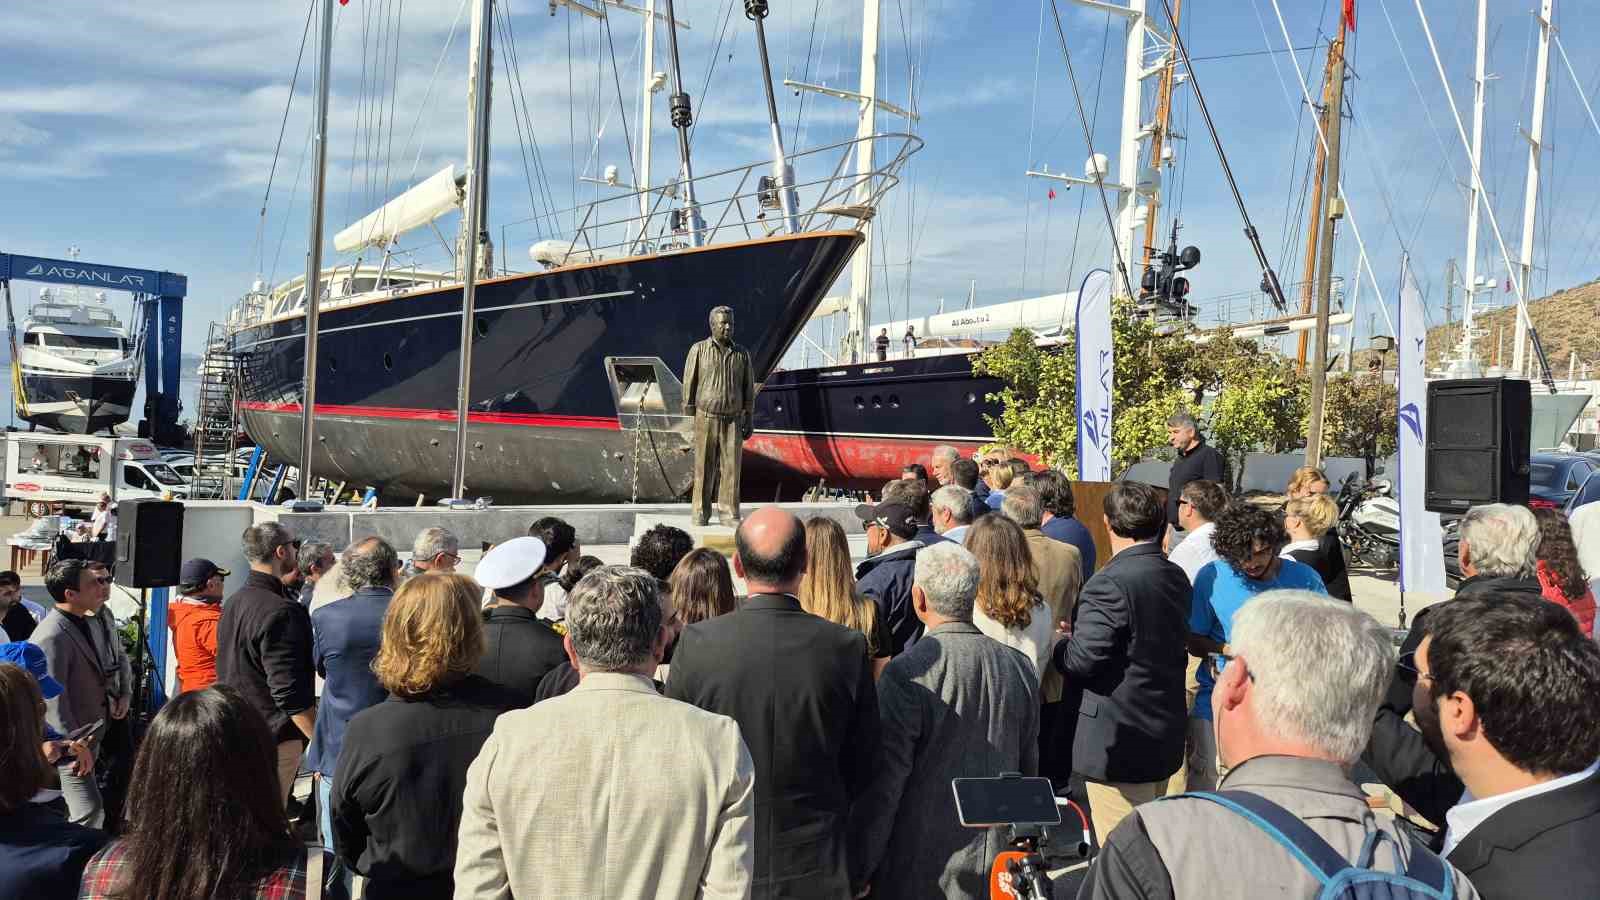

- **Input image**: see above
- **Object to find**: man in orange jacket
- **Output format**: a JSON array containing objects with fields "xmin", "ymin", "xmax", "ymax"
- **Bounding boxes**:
[{"xmin": 168, "ymin": 558, "xmax": 230, "ymax": 693}]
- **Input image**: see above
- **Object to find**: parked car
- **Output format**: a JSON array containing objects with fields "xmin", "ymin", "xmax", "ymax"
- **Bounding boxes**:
[
  {"xmin": 1528, "ymin": 451, "xmax": 1600, "ymax": 510},
  {"xmin": 1567, "ymin": 467, "xmax": 1600, "ymax": 515}
]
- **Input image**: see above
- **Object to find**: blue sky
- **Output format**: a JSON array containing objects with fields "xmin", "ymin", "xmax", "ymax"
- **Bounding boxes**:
[{"xmin": 3, "ymin": 0, "xmax": 1600, "ymax": 368}]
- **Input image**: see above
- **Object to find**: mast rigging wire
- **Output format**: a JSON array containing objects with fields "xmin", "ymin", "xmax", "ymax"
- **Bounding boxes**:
[
  {"xmin": 250, "ymin": 0, "xmax": 317, "ymax": 279},
  {"xmin": 1017, "ymin": 0, "xmax": 1048, "ymax": 302}
]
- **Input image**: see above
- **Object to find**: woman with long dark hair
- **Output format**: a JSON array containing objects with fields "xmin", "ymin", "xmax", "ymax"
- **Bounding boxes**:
[
  {"xmin": 668, "ymin": 548, "xmax": 737, "ymax": 626},
  {"xmin": 1533, "ymin": 507, "xmax": 1597, "ymax": 637},
  {"xmin": 331, "ymin": 573, "xmax": 522, "ymax": 899},
  {"xmin": 799, "ymin": 517, "xmax": 891, "ymax": 678},
  {"xmin": 78, "ymin": 685, "xmax": 313, "ymax": 900},
  {"xmin": 964, "ymin": 515, "xmax": 1052, "ymax": 680},
  {"xmin": 0, "ymin": 660, "xmax": 106, "ymax": 900}
]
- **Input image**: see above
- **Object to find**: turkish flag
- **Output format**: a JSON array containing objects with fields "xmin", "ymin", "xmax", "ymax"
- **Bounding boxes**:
[
  {"xmin": 1343, "ymin": 0, "xmax": 1356, "ymax": 31},
  {"xmin": 1047, "ymin": 188, "xmax": 1057, "ymax": 200}
]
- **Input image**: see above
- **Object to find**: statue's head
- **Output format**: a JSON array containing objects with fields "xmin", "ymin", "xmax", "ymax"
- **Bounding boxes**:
[{"xmin": 710, "ymin": 306, "xmax": 734, "ymax": 343}]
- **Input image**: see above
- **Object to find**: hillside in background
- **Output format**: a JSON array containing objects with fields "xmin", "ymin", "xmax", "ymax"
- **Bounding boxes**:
[{"xmin": 1423, "ymin": 279, "xmax": 1600, "ymax": 376}]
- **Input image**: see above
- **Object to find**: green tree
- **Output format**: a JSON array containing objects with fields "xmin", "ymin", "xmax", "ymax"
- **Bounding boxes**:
[
  {"xmin": 1192, "ymin": 335, "xmax": 1308, "ymax": 487},
  {"xmin": 1321, "ymin": 371, "xmax": 1398, "ymax": 474},
  {"xmin": 971, "ymin": 299, "xmax": 1189, "ymax": 476}
]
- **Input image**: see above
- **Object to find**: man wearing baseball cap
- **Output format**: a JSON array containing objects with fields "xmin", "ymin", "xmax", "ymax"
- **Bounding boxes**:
[
  {"xmin": 472, "ymin": 536, "xmax": 567, "ymax": 707},
  {"xmin": 169, "ymin": 558, "xmax": 230, "ymax": 694},
  {"xmin": 854, "ymin": 501, "xmax": 928, "ymax": 656}
]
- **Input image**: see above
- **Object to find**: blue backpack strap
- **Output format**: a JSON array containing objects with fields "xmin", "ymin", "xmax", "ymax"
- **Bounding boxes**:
[
  {"xmin": 1391, "ymin": 830, "xmax": 1452, "ymax": 893},
  {"xmin": 1183, "ymin": 791, "xmax": 1351, "ymax": 884}
]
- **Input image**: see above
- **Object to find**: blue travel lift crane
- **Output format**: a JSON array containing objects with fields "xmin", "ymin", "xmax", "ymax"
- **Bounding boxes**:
[
  {"xmin": 0, "ymin": 250, "xmax": 188, "ymax": 712},
  {"xmin": 0, "ymin": 251, "xmax": 188, "ymax": 445}
]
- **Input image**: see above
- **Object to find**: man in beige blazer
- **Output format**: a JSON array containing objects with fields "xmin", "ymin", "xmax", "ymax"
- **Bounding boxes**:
[
  {"xmin": 1001, "ymin": 487, "xmax": 1082, "ymax": 695},
  {"xmin": 454, "ymin": 565, "xmax": 755, "ymax": 899}
]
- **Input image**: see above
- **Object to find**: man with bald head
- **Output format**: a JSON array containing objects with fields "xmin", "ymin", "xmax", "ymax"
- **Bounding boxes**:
[{"xmin": 667, "ymin": 506, "xmax": 881, "ymax": 898}]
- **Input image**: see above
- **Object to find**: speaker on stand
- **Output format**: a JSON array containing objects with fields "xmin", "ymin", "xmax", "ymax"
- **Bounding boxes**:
[
  {"xmin": 113, "ymin": 499, "xmax": 184, "ymax": 720},
  {"xmin": 1424, "ymin": 378, "xmax": 1532, "ymax": 514}
]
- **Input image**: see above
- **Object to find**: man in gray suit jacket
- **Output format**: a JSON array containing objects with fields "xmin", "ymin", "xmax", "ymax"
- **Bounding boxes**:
[
  {"xmin": 34, "ymin": 558, "xmax": 131, "ymax": 828},
  {"xmin": 455, "ymin": 565, "xmax": 755, "ymax": 899},
  {"xmin": 852, "ymin": 542, "xmax": 1041, "ymax": 899}
]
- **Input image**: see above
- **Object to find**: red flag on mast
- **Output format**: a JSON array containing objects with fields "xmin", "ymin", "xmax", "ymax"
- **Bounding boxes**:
[
  {"xmin": 1047, "ymin": 188, "xmax": 1057, "ymax": 200},
  {"xmin": 1343, "ymin": 0, "xmax": 1356, "ymax": 32}
]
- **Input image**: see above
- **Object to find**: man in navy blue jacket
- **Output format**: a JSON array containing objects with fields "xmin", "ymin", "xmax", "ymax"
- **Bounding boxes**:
[
  {"xmin": 1032, "ymin": 470, "xmax": 1096, "ymax": 579},
  {"xmin": 309, "ymin": 536, "xmax": 399, "ymax": 896},
  {"xmin": 855, "ymin": 503, "xmax": 927, "ymax": 655}
]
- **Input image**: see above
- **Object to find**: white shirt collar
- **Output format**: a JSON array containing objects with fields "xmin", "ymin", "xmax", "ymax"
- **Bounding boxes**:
[
  {"xmin": 1442, "ymin": 758, "xmax": 1600, "ymax": 855},
  {"xmin": 1280, "ymin": 538, "xmax": 1320, "ymax": 556}
]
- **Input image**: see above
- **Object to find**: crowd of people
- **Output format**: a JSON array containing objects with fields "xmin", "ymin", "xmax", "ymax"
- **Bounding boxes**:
[{"xmin": 2, "ymin": 424, "xmax": 1600, "ymax": 899}]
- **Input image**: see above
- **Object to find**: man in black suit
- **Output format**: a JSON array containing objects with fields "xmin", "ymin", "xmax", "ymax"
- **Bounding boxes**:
[
  {"xmin": 1363, "ymin": 593, "xmax": 1600, "ymax": 898},
  {"xmin": 1050, "ymin": 480, "xmax": 1190, "ymax": 844},
  {"xmin": 667, "ymin": 506, "xmax": 880, "ymax": 899}
]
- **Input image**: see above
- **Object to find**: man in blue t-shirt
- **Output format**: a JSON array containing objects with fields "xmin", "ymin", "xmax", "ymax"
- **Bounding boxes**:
[{"xmin": 1185, "ymin": 502, "xmax": 1326, "ymax": 789}]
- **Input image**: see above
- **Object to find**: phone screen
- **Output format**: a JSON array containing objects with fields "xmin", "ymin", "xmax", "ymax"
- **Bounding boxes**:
[{"xmin": 951, "ymin": 776, "xmax": 1061, "ymax": 828}]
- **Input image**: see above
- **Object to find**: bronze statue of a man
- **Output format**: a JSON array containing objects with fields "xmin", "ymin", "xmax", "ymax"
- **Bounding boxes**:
[{"xmin": 683, "ymin": 306, "xmax": 755, "ymax": 527}]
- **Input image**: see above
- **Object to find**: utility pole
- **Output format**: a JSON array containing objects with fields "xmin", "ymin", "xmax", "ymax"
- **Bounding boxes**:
[
  {"xmin": 1306, "ymin": 22, "xmax": 1348, "ymax": 469},
  {"xmin": 1295, "ymin": 46, "xmax": 1338, "ymax": 372}
]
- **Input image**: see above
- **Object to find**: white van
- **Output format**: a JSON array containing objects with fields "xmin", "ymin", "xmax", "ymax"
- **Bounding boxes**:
[{"xmin": 6, "ymin": 433, "xmax": 189, "ymax": 515}]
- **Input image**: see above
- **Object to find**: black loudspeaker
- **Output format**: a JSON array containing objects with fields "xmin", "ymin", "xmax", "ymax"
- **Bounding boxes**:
[
  {"xmin": 1425, "ymin": 378, "xmax": 1531, "ymax": 513},
  {"xmin": 115, "ymin": 499, "xmax": 184, "ymax": 588}
]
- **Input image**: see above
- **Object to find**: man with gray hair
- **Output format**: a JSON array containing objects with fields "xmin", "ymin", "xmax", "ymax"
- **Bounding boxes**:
[
  {"xmin": 1082, "ymin": 591, "xmax": 1479, "ymax": 900},
  {"xmin": 456, "ymin": 566, "xmax": 755, "ymax": 899},
  {"xmin": 1002, "ymin": 485, "xmax": 1082, "ymax": 710},
  {"xmin": 851, "ymin": 542, "xmax": 1039, "ymax": 898},
  {"xmin": 309, "ymin": 536, "xmax": 399, "ymax": 889},
  {"xmin": 1383, "ymin": 502, "xmax": 1544, "ymax": 735},
  {"xmin": 930, "ymin": 484, "xmax": 975, "ymax": 543},
  {"xmin": 294, "ymin": 540, "xmax": 336, "ymax": 607},
  {"xmin": 929, "ymin": 444, "xmax": 960, "ymax": 487},
  {"xmin": 404, "ymin": 526, "xmax": 460, "ymax": 578},
  {"xmin": 1165, "ymin": 409, "xmax": 1225, "ymax": 537}
]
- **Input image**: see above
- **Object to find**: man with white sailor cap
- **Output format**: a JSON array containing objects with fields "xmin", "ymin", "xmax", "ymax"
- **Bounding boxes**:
[{"xmin": 471, "ymin": 536, "xmax": 567, "ymax": 707}]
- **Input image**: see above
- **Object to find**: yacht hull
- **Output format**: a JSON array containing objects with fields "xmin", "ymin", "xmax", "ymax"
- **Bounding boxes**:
[{"xmin": 17, "ymin": 371, "xmax": 137, "ymax": 434}]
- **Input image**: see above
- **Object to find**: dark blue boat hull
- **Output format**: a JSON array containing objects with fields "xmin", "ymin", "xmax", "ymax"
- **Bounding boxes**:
[{"xmin": 232, "ymin": 231, "xmax": 861, "ymax": 503}]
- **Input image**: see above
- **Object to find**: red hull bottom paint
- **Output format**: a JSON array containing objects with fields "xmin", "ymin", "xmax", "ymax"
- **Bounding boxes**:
[
  {"xmin": 239, "ymin": 401, "xmax": 621, "ymax": 430},
  {"xmin": 742, "ymin": 431, "xmax": 992, "ymax": 491}
]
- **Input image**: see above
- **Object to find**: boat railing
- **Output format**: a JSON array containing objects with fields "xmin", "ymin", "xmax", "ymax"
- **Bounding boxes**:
[{"xmin": 537, "ymin": 133, "xmax": 922, "ymax": 267}]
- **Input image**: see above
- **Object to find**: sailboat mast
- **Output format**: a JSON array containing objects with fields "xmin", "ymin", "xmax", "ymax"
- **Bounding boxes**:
[
  {"xmin": 747, "ymin": 2, "xmax": 801, "ymax": 234},
  {"xmin": 1459, "ymin": 0, "xmax": 1488, "ymax": 369},
  {"xmin": 662, "ymin": 0, "xmax": 705, "ymax": 245},
  {"xmin": 1305, "ymin": 18, "xmax": 1348, "ymax": 469},
  {"xmin": 451, "ymin": 0, "xmax": 495, "ymax": 499},
  {"xmin": 298, "ymin": 0, "xmax": 335, "ymax": 493},
  {"xmin": 1114, "ymin": 0, "xmax": 1148, "ymax": 280},
  {"xmin": 1513, "ymin": 0, "xmax": 1554, "ymax": 377},
  {"xmin": 638, "ymin": 0, "xmax": 657, "ymax": 239},
  {"xmin": 1139, "ymin": 0, "xmax": 1183, "ymax": 279},
  {"xmin": 845, "ymin": 0, "xmax": 880, "ymax": 363}
]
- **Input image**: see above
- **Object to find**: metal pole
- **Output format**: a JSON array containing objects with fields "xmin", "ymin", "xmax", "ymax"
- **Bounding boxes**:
[
  {"xmin": 1460, "ymin": 0, "xmax": 1488, "ymax": 370},
  {"xmin": 298, "ymin": 0, "xmax": 334, "ymax": 494},
  {"xmin": 451, "ymin": 0, "xmax": 494, "ymax": 499},
  {"xmin": 662, "ymin": 0, "xmax": 705, "ymax": 244},
  {"xmin": 746, "ymin": 1, "xmax": 800, "ymax": 233},
  {"xmin": 638, "ymin": 0, "xmax": 657, "ymax": 243},
  {"xmin": 1307, "ymin": 26, "xmax": 1347, "ymax": 468},
  {"xmin": 845, "ymin": 0, "xmax": 880, "ymax": 363}
]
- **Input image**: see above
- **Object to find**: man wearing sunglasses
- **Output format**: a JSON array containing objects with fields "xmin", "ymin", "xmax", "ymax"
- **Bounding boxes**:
[
  {"xmin": 33, "ymin": 557, "xmax": 131, "ymax": 828},
  {"xmin": 217, "ymin": 521, "xmax": 316, "ymax": 809}
]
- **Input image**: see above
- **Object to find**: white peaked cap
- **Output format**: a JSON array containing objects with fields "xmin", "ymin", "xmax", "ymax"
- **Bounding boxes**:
[{"xmin": 475, "ymin": 536, "xmax": 548, "ymax": 590}]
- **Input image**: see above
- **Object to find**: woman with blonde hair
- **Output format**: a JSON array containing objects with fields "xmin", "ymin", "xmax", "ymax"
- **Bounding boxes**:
[
  {"xmin": 983, "ymin": 460, "xmax": 1017, "ymax": 511},
  {"xmin": 799, "ymin": 517, "xmax": 891, "ymax": 678},
  {"xmin": 669, "ymin": 548, "xmax": 737, "ymax": 626},
  {"xmin": 329, "ymin": 574, "xmax": 523, "ymax": 900},
  {"xmin": 964, "ymin": 514, "xmax": 1052, "ymax": 680},
  {"xmin": 1285, "ymin": 466, "xmax": 1330, "ymax": 499},
  {"xmin": 1281, "ymin": 493, "xmax": 1351, "ymax": 602}
]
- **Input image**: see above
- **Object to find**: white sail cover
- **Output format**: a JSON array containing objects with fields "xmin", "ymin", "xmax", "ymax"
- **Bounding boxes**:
[
  {"xmin": 334, "ymin": 165, "xmax": 461, "ymax": 253},
  {"xmin": 1397, "ymin": 256, "xmax": 1447, "ymax": 595},
  {"xmin": 1075, "ymin": 269, "xmax": 1114, "ymax": 481},
  {"xmin": 871, "ymin": 292, "xmax": 1078, "ymax": 341}
]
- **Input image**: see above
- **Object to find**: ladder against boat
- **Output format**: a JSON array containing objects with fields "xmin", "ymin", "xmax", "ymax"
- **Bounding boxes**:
[{"xmin": 188, "ymin": 321, "xmax": 239, "ymax": 500}]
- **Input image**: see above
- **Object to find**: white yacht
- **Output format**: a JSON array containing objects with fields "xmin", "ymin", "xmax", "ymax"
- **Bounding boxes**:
[{"xmin": 15, "ymin": 285, "xmax": 139, "ymax": 434}]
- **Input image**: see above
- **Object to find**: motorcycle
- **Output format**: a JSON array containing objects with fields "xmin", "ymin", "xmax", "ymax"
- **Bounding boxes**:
[{"xmin": 1336, "ymin": 474, "xmax": 1400, "ymax": 568}]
